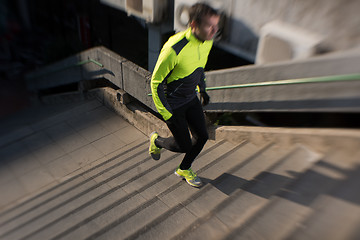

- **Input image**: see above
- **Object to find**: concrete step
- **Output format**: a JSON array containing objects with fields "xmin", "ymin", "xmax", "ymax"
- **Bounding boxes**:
[
  {"xmin": 123, "ymin": 141, "xmax": 269, "ymax": 240},
  {"xmin": 91, "ymin": 141, "xmax": 273, "ymax": 240},
  {"xmin": 0, "ymin": 138, "xmax": 148, "ymax": 239},
  {"xmin": 222, "ymin": 145, "xmax": 322, "ymax": 240},
  {"xmin": 172, "ymin": 144, "xmax": 321, "ymax": 240},
  {"xmin": 20, "ymin": 145, "xmax": 180, "ymax": 240},
  {"xmin": 221, "ymin": 146, "xmax": 359, "ymax": 240},
  {"xmin": 288, "ymin": 195, "xmax": 360, "ymax": 240},
  {"xmin": 32, "ymin": 100, "xmax": 106, "ymax": 134},
  {"xmin": 0, "ymin": 101, "xmax": 140, "ymax": 216},
  {"xmin": 52, "ymin": 140, "xmax": 236, "ymax": 239},
  {"xmin": 0, "ymin": 138, "xmax": 223, "ymax": 240},
  {"xmin": 285, "ymin": 149, "xmax": 360, "ymax": 240},
  {"xmin": 1, "ymin": 93, "xmax": 359, "ymax": 240},
  {"xmin": 0, "ymin": 99, "xmax": 102, "ymax": 146},
  {"xmin": 0, "ymin": 137, "xmax": 146, "ymax": 225}
]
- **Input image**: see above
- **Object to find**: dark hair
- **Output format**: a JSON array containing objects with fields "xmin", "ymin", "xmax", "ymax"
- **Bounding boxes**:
[{"xmin": 189, "ymin": 2, "xmax": 218, "ymax": 25}]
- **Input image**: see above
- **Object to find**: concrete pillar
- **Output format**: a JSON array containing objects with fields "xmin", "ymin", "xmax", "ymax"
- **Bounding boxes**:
[
  {"xmin": 148, "ymin": 24, "xmax": 163, "ymax": 72},
  {"xmin": 147, "ymin": 0, "xmax": 174, "ymax": 72}
]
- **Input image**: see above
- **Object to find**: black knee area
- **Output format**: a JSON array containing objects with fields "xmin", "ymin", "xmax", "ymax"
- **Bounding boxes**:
[
  {"xmin": 179, "ymin": 140, "xmax": 192, "ymax": 153},
  {"xmin": 195, "ymin": 133, "xmax": 209, "ymax": 146}
]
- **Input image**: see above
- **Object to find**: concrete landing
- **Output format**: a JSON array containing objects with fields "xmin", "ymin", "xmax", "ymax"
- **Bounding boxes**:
[{"xmin": 0, "ymin": 99, "xmax": 145, "ymax": 211}]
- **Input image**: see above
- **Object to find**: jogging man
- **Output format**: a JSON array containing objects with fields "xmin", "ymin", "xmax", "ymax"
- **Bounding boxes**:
[{"xmin": 149, "ymin": 3, "xmax": 220, "ymax": 187}]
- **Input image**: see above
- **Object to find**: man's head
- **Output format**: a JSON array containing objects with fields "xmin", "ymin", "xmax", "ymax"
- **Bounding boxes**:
[{"xmin": 189, "ymin": 3, "xmax": 220, "ymax": 41}]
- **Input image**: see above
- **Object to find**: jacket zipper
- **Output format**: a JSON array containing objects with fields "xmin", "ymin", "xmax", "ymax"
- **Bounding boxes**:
[{"xmin": 169, "ymin": 83, "xmax": 184, "ymax": 96}]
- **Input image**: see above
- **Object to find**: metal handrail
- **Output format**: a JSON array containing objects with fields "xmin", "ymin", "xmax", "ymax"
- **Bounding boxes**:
[
  {"xmin": 77, "ymin": 59, "xmax": 103, "ymax": 67},
  {"xmin": 147, "ymin": 73, "xmax": 360, "ymax": 96},
  {"xmin": 205, "ymin": 73, "xmax": 360, "ymax": 91}
]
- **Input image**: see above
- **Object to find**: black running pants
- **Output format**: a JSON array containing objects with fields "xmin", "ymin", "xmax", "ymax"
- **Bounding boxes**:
[{"xmin": 155, "ymin": 97, "xmax": 209, "ymax": 170}]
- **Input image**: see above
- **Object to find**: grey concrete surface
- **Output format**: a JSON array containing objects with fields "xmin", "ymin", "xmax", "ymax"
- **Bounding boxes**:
[
  {"xmin": 0, "ymin": 98, "xmax": 145, "ymax": 212},
  {"xmin": 204, "ymin": 48, "xmax": 360, "ymax": 112},
  {"xmin": 25, "ymin": 46, "xmax": 360, "ymax": 115},
  {"xmin": 228, "ymin": 0, "xmax": 360, "ymax": 53},
  {"xmin": 101, "ymin": 0, "xmax": 360, "ymax": 61},
  {"xmin": 4, "ymin": 43, "xmax": 360, "ymax": 239},
  {"xmin": 0, "ymin": 90, "xmax": 359, "ymax": 239}
]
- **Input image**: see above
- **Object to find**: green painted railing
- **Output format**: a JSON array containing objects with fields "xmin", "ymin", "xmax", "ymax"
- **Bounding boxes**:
[
  {"xmin": 77, "ymin": 59, "xmax": 103, "ymax": 67},
  {"xmin": 147, "ymin": 73, "xmax": 360, "ymax": 96}
]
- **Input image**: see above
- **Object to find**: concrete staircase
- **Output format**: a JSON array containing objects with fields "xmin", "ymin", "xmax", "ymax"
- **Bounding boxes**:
[{"xmin": 0, "ymin": 96, "xmax": 360, "ymax": 239}]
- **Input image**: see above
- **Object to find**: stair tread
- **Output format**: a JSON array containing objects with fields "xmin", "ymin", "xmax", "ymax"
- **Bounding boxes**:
[
  {"xmin": 53, "ymin": 141, "xmax": 236, "ymax": 239},
  {"xmin": 0, "ymin": 139, "xmax": 147, "ymax": 233},
  {"xmin": 2, "ymin": 140, "xmax": 220, "ymax": 239},
  {"xmin": 2, "ymin": 144, "xmax": 172, "ymax": 240},
  {"xmin": 1, "ymin": 95, "xmax": 359, "ymax": 240},
  {"xmin": 176, "ymin": 145, "xmax": 321, "ymax": 240},
  {"xmin": 122, "ymin": 142, "xmax": 274, "ymax": 240},
  {"xmin": 0, "ymin": 106, "xmax": 142, "ymax": 225},
  {"xmin": 286, "ymin": 150, "xmax": 360, "ymax": 240}
]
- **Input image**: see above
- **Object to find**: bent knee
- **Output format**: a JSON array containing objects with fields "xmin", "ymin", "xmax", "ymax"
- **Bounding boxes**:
[
  {"xmin": 179, "ymin": 141, "xmax": 192, "ymax": 153},
  {"xmin": 194, "ymin": 133, "xmax": 208, "ymax": 146}
]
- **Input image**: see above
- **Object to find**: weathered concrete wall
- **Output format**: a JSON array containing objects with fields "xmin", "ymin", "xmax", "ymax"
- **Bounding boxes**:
[
  {"xmin": 172, "ymin": 0, "xmax": 359, "ymax": 62},
  {"xmin": 227, "ymin": 0, "xmax": 360, "ymax": 56},
  {"xmin": 96, "ymin": 47, "xmax": 127, "ymax": 89},
  {"xmin": 26, "ymin": 46, "xmax": 360, "ymax": 114},
  {"xmin": 205, "ymin": 48, "xmax": 360, "ymax": 112},
  {"xmin": 25, "ymin": 46, "xmax": 155, "ymax": 110},
  {"xmin": 26, "ymin": 48, "xmax": 106, "ymax": 91},
  {"xmin": 122, "ymin": 60, "xmax": 155, "ymax": 110}
]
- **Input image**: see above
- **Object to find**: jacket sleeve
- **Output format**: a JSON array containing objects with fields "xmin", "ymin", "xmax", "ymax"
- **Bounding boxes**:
[
  {"xmin": 198, "ymin": 70, "xmax": 207, "ymax": 93},
  {"xmin": 151, "ymin": 46, "xmax": 177, "ymax": 121}
]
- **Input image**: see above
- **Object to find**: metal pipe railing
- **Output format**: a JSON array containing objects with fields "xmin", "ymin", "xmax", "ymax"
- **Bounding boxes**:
[
  {"xmin": 205, "ymin": 73, "xmax": 360, "ymax": 91},
  {"xmin": 76, "ymin": 58, "xmax": 103, "ymax": 67},
  {"xmin": 147, "ymin": 73, "xmax": 360, "ymax": 96}
]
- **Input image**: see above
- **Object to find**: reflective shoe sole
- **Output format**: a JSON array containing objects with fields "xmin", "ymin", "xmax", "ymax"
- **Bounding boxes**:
[
  {"xmin": 174, "ymin": 169, "xmax": 202, "ymax": 188},
  {"xmin": 149, "ymin": 132, "xmax": 161, "ymax": 160}
]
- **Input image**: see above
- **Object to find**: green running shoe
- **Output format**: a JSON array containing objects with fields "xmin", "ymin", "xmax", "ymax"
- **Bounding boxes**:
[
  {"xmin": 175, "ymin": 167, "xmax": 202, "ymax": 187},
  {"xmin": 149, "ymin": 132, "xmax": 161, "ymax": 160}
]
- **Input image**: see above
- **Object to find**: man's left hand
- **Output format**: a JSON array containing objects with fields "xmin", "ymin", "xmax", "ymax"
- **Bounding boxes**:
[{"xmin": 200, "ymin": 92, "xmax": 210, "ymax": 106}]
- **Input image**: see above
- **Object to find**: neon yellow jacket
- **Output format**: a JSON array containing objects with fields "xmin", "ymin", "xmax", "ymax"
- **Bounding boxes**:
[{"xmin": 151, "ymin": 28, "xmax": 213, "ymax": 121}]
